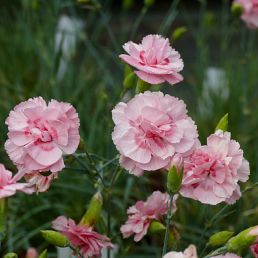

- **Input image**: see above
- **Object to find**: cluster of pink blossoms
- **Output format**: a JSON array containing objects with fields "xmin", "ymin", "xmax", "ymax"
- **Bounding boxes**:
[
  {"xmin": 234, "ymin": 0, "xmax": 258, "ymax": 28},
  {"xmin": 115, "ymin": 34, "xmax": 250, "ymax": 247}
]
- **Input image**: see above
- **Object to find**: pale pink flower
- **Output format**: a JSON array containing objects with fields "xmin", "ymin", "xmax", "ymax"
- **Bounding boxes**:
[
  {"xmin": 52, "ymin": 216, "xmax": 113, "ymax": 258},
  {"xmin": 0, "ymin": 164, "xmax": 33, "ymax": 198},
  {"xmin": 25, "ymin": 247, "xmax": 38, "ymax": 258},
  {"xmin": 251, "ymin": 243, "xmax": 258, "ymax": 258},
  {"xmin": 120, "ymin": 34, "xmax": 184, "ymax": 85},
  {"xmin": 121, "ymin": 191, "xmax": 177, "ymax": 242},
  {"xmin": 112, "ymin": 91, "xmax": 198, "ymax": 176},
  {"xmin": 211, "ymin": 254, "xmax": 241, "ymax": 258},
  {"xmin": 180, "ymin": 130, "xmax": 250, "ymax": 205},
  {"xmin": 163, "ymin": 245, "xmax": 197, "ymax": 258},
  {"xmin": 235, "ymin": 0, "xmax": 258, "ymax": 28},
  {"xmin": 248, "ymin": 226, "xmax": 258, "ymax": 241},
  {"xmin": 5, "ymin": 97, "xmax": 80, "ymax": 186}
]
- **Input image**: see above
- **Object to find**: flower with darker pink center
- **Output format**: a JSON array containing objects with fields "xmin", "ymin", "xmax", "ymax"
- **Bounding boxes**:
[
  {"xmin": 234, "ymin": 0, "xmax": 258, "ymax": 28},
  {"xmin": 121, "ymin": 191, "xmax": 177, "ymax": 242},
  {"xmin": 52, "ymin": 216, "xmax": 113, "ymax": 257},
  {"xmin": 120, "ymin": 34, "xmax": 184, "ymax": 85},
  {"xmin": 5, "ymin": 97, "xmax": 80, "ymax": 189},
  {"xmin": 0, "ymin": 163, "xmax": 33, "ymax": 198},
  {"xmin": 180, "ymin": 130, "xmax": 250, "ymax": 205},
  {"xmin": 112, "ymin": 91, "xmax": 198, "ymax": 176}
]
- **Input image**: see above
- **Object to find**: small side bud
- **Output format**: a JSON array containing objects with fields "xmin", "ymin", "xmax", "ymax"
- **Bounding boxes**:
[
  {"xmin": 167, "ymin": 166, "xmax": 184, "ymax": 193},
  {"xmin": 39, "ymin": 249, "xmax": 48, "ymax": 258},
  {"xmin": 215, "ymin": 113, "xmax": 228, "ymax": 132},
  {"xmin": 144, "ymin": 0, "xmax": 155, "ymax": 7},
  {"xmin": 231, "ymin": 3, "xmax": 244, "ymax": 16},
  {"xmin": 208, "ymin": 231, "xmax": 234, "ymax": 247},
  {"xmin": 80, "ymin": 192, "xmax": 103, "ymax": 226},
  {"xmin": 171, "ymin": 27, "xmax": 188, "ymax": 42},
  {"xmin": 41, "ymin": 230, "xmax": 69, "ymax": 247},
  {"xmin": 122, "ymin": 0, "xmax": 135, "ymax": 10},
  {"xmin": 148, "ymin": 221, "xmax": 166, "ymax": 234},
  {"xmin": 227, "ymin": 226, "xmax": 258, "ymax": 254},
  {"xmin": 123, "ymin": 72, "xmax": 136, "ymax": 90},
  {"xmin": 3, "ymin": 254, "xmax": 18, "ymax": 258},
  {"xmin": 136, "ymin": 79, "xmax": 151, "ymax": 93}
]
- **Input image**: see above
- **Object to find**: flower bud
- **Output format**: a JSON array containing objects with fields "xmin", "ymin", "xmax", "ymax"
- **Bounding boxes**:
[
  {"xmin": 123, "ymin": 72, "xmax": 136, "ymax": 90},
  {"xmin": 171, "ymin": 27, "xmax": 188, "ymax": 42},
  {"xmin": 231, "ymin": 3, "xmax": 244, "ymax": 17},
  {"xmin": 208, "ymin": 231, "xmax": 234, "ymax": 247},
  {"xmin": 148, "ymin": 220, "xmax": 166, "ymax": 234},
  {"xmin": 144, "ymin": 0, "xmax": 155, "ymax": 7},
  {"xmin": 215, "ymin": 113, "xmax": 228, "ymax": 132},
  {"xmin": 227, "ymin": 226, "xmax": 258, "ymax": 254},
  {"xmin": 80, "ymin": 192, "xmax": 103, "ymax": 226},
  {"xmin": 26, "ymin": 248, "xmax": 38, "ymax": 258},
  {"xmin": 3, "ymin": 254, "xmax": 18, "ymax": 258},
  {"xmin": 41, "ymin": 230, "xmax": 69, "ymax": 247},
  {"xmin": 122, "ymin": 0, "xmax": 135, "ymax": 10},
  {"xmin": 167, "ymin": 166, "xmax": 184, "ymax": 193},
  {"xmin": 39, "ymin": 249, "xmax": 48, "ymax": 258},
  {"xmin": 136, "ymin": 79, "xmax": 151, "ymax": 93}
]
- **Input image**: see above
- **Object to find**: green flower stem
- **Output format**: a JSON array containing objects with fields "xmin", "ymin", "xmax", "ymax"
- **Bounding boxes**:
[
  {"xmin": 202, "ymin": 246, "xmax": 227, "ymax": 258},
  {"xmin": 162, "ymin": 193, "xmax": 174, "ymax": 257},
  {"xmin": 0, "ymin": 198, "xmax": 6, "ymax": 248}
]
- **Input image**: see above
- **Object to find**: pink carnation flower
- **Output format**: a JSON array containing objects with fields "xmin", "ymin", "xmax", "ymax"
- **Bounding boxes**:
[
  {"xmin": 235, "ymin": 0, "xmax": 258, "ymax": 28},
  {"xmin": 180, "ymin": 130, "xmax": 250, "ymax": 205},
  {"xmin": 0, "ymin": 163, "xmax": 33, "ymax": 198},
  {"xmin": 52, "ymin": 216, "xmax": 113, "ymax": 257},
  {"xmin": 120, "ymin": 34, "xmax": 184, "ymax": 85},
  {"xmin": 121, "ymin": 191, "xmax": 177, "ymax": 242},
  {"xmin": 163, "ymin": 245, "xmax": 197, "ymax": 258},
  {"xmin": 5, "ymin": 97, "xmax": 80, "ymax": 185},
  {"xmin": 25, "ymin": 247, "xmax": 38, "ymax": 258},
  {"xmin": 112, "ymin": 91, "xmax": 198, "ymax": 176}
]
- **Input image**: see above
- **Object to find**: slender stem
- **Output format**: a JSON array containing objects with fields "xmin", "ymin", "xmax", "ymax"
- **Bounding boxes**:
[
  {"xmin": 69, "ymin": 245, "xmax": 84, "ymax": 258},
  {"xmin": 162, "ymin": 193, "xmax": 174, "ymax": 257},
  {"xmin": 202, "ymin": 246, "xmax": 227, "ymax": 258},
  {"xmin": 0, "ymin": 199, "xmax": 6, "ymax": 249}
]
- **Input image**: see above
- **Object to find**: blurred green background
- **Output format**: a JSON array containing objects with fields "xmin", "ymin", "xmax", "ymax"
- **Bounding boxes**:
[{"xmin": 1, "ymin": 0, "xmax": 258, "ymax": 257}]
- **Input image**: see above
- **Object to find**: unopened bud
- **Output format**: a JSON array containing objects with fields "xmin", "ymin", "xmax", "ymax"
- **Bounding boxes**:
[
  {"xmin": 122, "ymin": 0, "xmax": 134, "ymax": 10},
  {"xmin": 144, "ymin": 0, "xmax": 155, "ymax": 7},
  {"xmin": 3, "ymin": 254, "xmax": 18, "ymax": 258},
  {"xmin": 172, "ymin": 27, "xmax": 188, "ymax": 42},
  {"xmin": 231, "ymin": 3, "xmax": 244, "ymax": 16},
  {"xmin": 215, "ymin": 113, "xmax": 228, "ymax": 132},
  {"xmin": 208, "ymin": 231, "xmax": 234, "ymax": 247},
  {"xmin": 39, "ymin": 249, "xmax": 48, "ymax": 258},
  {"xmin": 136, "ymin": 79, "xmax": 151, "ymax": 93},
  {"xmin": 123, "ymin": 72, "xmax": 136, "ymax": 90},
  {"xmin": 227, "ymin": 226, "xmax": 258, "ymax": 254},
  {"xmin": 41, "ymin": 230, "xmax": 69, "ymax": 247},
  {"xmin": 167, "ymin": 166, "xmax": 184, "ymax": 193},
  {"xmin": 80, "ymin": 192, "xmax": 103, "ymax": 226},
  {"xmin": 148, "ymin": 221, "xmax": 166, "ymax": 234}
]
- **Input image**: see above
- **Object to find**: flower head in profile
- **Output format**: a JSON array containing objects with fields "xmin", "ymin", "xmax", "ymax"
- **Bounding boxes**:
[
  {"xmin": 121, "ymin": 191, "xmax": 177, "ymax": 242},
  {"xmin": 52, "ymin": 216, "xmax": 113, "ymax": 257},
  {"xmin": 120, "ymin": 34, "xmax": 184, "ymax": 85},
  {"xmin": 180, "ymin": 130, "xmax": 250, "ymax": 205},
  {"xmin": 112, "ymin": 91, "xmax": 198, "ymax": 176},
  {"xmin": 5, "ymin": 97, "xmax": 80, "ymax": 189},
  {"xmin": 163, "ymin": 245, "xmax": 197, "ymax": 258},
  {"xmin": 234, "ymin": 0, "xmax": 258, "ymax": 28},
  {"xmin": 0, "ymin": 163, "xmax": 33, "ymax": 198}
]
